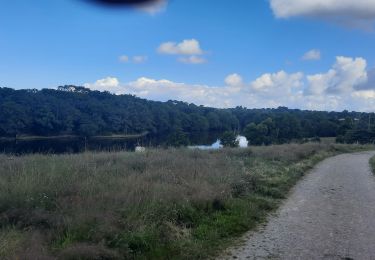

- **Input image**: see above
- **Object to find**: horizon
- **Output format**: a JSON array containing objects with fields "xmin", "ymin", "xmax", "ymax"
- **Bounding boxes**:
[{"xmin": 1, "ymin": 0, "xmax": 375, "ymax": 111}]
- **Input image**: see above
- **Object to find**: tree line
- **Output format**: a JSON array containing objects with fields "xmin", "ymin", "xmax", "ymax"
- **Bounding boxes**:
[{"xmin": 0, "ymin": 86, "xmax": 374, "ymax": 144}]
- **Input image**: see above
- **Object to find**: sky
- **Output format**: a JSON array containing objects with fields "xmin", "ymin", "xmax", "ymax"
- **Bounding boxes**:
[{"xmin": 1, "ymin": 0, "xmax": 375, "ymax": 112}]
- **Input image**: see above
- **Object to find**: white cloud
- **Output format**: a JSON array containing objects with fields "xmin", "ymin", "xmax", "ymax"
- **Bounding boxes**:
[
  {"xmin": 93, "ymin": 77, "xmax": 119, "ymax": 88},
  {"xmin": 133, "ymin": 56, "xmax": 148, "ymax": 64},
  {"xmin": 302, "ymin": 49, "xmax": 321, "ymax": 61},
  {"xmin": 353, "ymin": 90, "xmax": 375, "ymax": 99},
  {"xmin": 270, "ymin": 0, "xmax": 375, "ymax": 19},
  {"xmin": 158, "ymin": 39, "xmax": 208, "ymax": 64},
  {"xmin": 118, "ymin": 55, "xmax": 148, "ymax": 64},
  {"xmin": 270, "ymin": 0, "xmax": 375, "ymax": 28},
  {"xmin": 225, "ymin": 74, "xmax": 244, "ymax": 87},
  {"xmin": 119, "ymin": 55, "xmax": 129, "ymax": 63},
  {"xmin": 84, "ymin": 77, "xmax": 121, "ymax": 93},
  {"xmin": 178, "ymin": 55, "xmax": 207, "ymax": 64},
  {"xmin": 85, "ymin": 56, "xmax": 375, "ymax": 112},
  {"xmin": 356, "ymin": 68, "xmax": 375, "ymax": 90},
  {"xmin": 307, "ymin": 56, "xmax": 367, "ymax": 95},
  {"xmin": 251, "ymin": 71, "xmax": 304, "ymax": 94},
  {"xmin": 304, "ymin": 56, "xmax": 372, "ymax": 111},
  {"xmin": 158, "ymin": 39, "xmax": 204, "ymax": 55}
]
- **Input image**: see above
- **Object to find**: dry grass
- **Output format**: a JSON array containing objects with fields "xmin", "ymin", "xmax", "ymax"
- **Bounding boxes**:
[
  {"xmin": 0, "ymin": 143, "xmax": 371, "ymax": 259},
  {"xmin": 0, "ymin": 228, "xmax": 25, "ymax": 258}
]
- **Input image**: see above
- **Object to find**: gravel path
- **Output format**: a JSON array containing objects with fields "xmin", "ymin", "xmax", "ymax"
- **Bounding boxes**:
[{"xmin": 221, "ymin": 151, "xmax": 375, "ymax": 260}]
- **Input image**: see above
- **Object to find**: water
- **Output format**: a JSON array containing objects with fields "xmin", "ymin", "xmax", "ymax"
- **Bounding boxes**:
[
  {"xmin": 189, "ymin": 136, "xmax": 248, "ymax": 150},
  {"xmin": 0, "ymin": 131, "xmax": 226, "ymax": 154},
  {"xmin": 0, "ymin": 138, "xmax": 139, "ymax": 154}
]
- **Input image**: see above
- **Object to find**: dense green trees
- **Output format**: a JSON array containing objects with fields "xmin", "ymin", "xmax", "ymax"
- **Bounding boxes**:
[
  {"xmin": 166, "ymin": 129, "xmax": 190, "ymax": 147},
  {"xmin": 0, "ymin": 86, "xmax": 239, "ymax": 138},
  {"xmin": 0, "ymin": 86, "xmax": 374, "ymax": 145},
  {"xmin": 244, "ymin": 122, "xmax": 270, "ymax": 146},
  {"xmin": 220, "ymin": 131, "xmax": 239, "ymax": 148}
]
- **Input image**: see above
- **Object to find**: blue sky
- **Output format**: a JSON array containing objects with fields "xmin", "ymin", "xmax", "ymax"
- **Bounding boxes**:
[{"xmin": 1, "ymin": 0, "xmax": 375, "ymax": 111}]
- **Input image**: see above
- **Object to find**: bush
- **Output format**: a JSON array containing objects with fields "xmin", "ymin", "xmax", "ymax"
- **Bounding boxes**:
[{"xmin": 220, "ymin": 131, "xmax": 239, "ymax": 148}]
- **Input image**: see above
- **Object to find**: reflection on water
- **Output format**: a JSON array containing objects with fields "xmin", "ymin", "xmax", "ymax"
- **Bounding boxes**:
[
  {"xmin": 0, "ymin": 131, "xmax": 228, "ymax": 154},
  {"xmin": 237, "ymin": 136, "xmax": 249, "ymax": 147},
  {"xmin": 189, "ymin": 136, "xmax": 248, "ymax": 150},
  {"xmin": 0, "ymin": 138, "xmax": 139, "ymax": 154}
]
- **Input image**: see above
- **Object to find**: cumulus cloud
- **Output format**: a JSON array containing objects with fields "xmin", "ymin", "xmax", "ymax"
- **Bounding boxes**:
[
  {"xmin": 304, "ymin": 56, "xmax": 373, "ymax": 111},
  {"xmin": 307, "ymin": 56, "xmax": 367, "ymax": 95},
  {"xmin": 158, "ymin": 39, "xmax": 204, "ymax": 55},
  {"xmin": 84, "ymin": 77, "xmax": 121, "ymax": 92},
  {"xmin": 86, "ymin": 76, "xmax": 241, "ymax": 108},
  {"xmin": 158, "ymin": 39, "xmax": 208, "ymax": 64},
  {"xmin": 85, "ymin": 56, "xmax": 375, "ymax": 111},
  {"xmin": 302, "ymin": 49, "xmax": 321, "ymax": 61},
  {"xmin": 270, "ymin": 0, "xmax": 375, "ymax": 28},
  {"xmin": 356, "ymin": 68, "xmax": 375, "ymax": 90},
  {"xmin": 251, "ymin": 71, "xmax": 304, "ymax": 94},
  {"xmin": 225, "ymin": 74, "xmax": 244, "ymax": 87}
]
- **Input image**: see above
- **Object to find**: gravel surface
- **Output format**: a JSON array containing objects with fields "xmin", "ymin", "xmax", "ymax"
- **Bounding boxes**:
[{"xmin": 221, "ymin": 151, "xmax": 375, "ymax": 260}]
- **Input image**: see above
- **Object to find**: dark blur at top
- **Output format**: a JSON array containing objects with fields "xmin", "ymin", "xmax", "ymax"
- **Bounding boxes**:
[{"xmin": 85, "ymin": 0, "xmax": 162, "ymax": 7}]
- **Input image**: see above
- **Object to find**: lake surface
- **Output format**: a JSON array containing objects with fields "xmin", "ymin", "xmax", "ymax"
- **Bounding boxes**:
[
  {"xmin": 0, "ymin": 132, "xmax": 228, "ymax": 154},
  {"xmin": 189, "ymin": 136, "xmax": 248, "ymax": 150}
]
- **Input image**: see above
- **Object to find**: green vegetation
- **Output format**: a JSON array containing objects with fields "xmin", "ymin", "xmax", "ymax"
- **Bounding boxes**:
[
  {"xmin": 220, "ymin": 131, "xmax": 239, "ymax": 148},
  {"xmin": 370, "ymin": 155, "xmax": 375, "ymax": 174},
  {"xmin": 0, "ymin": 143, "xmax": 371, "ymax": 259},
  {"xmin": 1, "ymin": 86, "xmax": 375, "ymax": 145}
]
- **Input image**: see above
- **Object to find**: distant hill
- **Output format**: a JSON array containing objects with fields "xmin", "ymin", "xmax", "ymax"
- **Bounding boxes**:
[{"xmin": 0, "ymin": 85, "xmax": 374, "ymax": 144}]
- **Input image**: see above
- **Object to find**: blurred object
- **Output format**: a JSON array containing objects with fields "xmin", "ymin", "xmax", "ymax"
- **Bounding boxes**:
[
  {"xmin": 83, "ymin": 0, "xmax": 168, "ymax": 13},
  {"xmin": 135, "ymin": 146, "xmax": 146, "ymax": 152},
  {"xmin": 86, "ymin": 0, "xmax": 161, "ymax": 7}
]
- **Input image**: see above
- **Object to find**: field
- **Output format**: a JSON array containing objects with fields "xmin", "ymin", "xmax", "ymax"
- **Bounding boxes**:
[{"xmin": 0, "ymin": 143, "xmax": 372, "ymax": 259}]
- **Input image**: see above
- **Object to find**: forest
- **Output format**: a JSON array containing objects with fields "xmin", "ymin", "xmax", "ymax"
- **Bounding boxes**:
[{"xmin": 1, "ymin": 85, "xmax": 374, "ymax": 145}]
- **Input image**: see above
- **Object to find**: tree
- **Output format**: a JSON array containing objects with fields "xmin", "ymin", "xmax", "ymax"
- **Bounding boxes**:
[
  {"xmin": 166, "ymin": 129, "xmax": 190, "ymax": 147},
  {"xmin": 244, "ymin": 119, "xmax": 273, "ymax": 146},
  {"xmin": 220, "ymin": 131, "xmax": 239, "ymax": 148},
  {"xmin": 189, "ymin": 114, "xmax": 209, "ymax": 132},
  {"xmin": 207, "ymin": 112, "xmax": 221, "ymax": 130}
]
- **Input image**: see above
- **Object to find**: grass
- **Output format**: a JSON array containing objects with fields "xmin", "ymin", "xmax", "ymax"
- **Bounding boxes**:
[
  {"xmin": 0, "ymin": 143, "xmax": 372, "ymax": 259},
  {"xmin": 0, "ymin": 228, "xmax": 25, "ymax": 258},
  {"xmin": 370, "ymin": 155, "xmax": 375, "ymax": 174}
]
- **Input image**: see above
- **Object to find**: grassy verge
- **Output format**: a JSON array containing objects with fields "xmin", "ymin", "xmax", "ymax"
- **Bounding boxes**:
[
  {"xmin": 0, "ymin": 143, "xmax": 372, "ymax": 259},
  {"xmin": 370, "ymin": 155, "xmax": 375, "ymax": 174}
]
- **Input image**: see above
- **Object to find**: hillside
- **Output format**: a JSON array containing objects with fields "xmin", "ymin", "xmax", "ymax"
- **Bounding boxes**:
[{"xmin": 1, "ymin": 86, "xmax": 374, "ymax": 144}]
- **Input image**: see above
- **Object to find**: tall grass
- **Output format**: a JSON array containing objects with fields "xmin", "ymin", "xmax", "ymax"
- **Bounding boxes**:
[
  {"xmin": 370, "ymin": 155, "xmax": 375, "ymax": 174},
  {"xmin": 0, "ymin": 143, "xmax": 371, "ymax": 259}
]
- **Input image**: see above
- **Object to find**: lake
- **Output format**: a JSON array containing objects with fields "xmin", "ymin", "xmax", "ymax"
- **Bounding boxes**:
[
  {"xmin": 189, "ymin": 136, "xmax": 248, "ymax": 150},
  {"xmin": 0, "ymin": 132, "xmax": 237, "ymax": 154}
]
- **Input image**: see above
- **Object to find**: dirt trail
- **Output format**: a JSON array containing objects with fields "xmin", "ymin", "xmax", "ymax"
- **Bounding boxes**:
[{"xmin": 221, "ymin": 151, "xmax": 375, "ymax": 260}]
